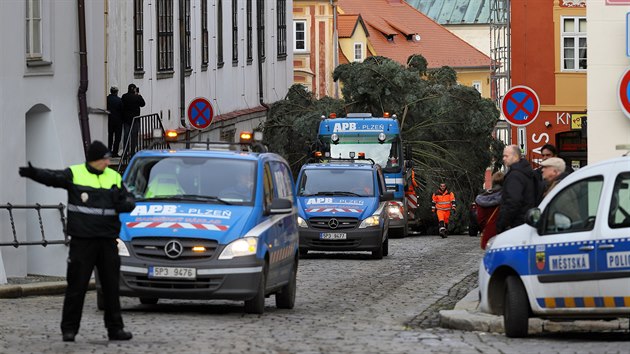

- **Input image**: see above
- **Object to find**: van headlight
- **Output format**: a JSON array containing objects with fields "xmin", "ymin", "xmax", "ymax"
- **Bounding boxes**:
[
  {"xmin": 359, "ymin": 215, "xmax": 380, "ymax": 228},
  {"xmin": 218, "ymin": 237, "xmax": 258, "ymax": 259},
  {"xmin": 297, "ymin": 216, "xmax": 308, "ymax": 228},
  {"xmin": 117, "ymin": 238, "xmax": 130, "ymax": 257}
]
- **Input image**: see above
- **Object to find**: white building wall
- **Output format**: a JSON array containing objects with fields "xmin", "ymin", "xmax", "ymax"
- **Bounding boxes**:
[
  {"xmin": 588, "ymin": 1, "xmax": 630, "ymax": 162},
  {"xmin": 445, "ymin": 24, "xmax": 490, "ymax": 56},
  {"xmin": 0, "ymin": 0, "xmax": 109, "ymax": 279},
  {"xmin": 0, "ymin": 0, "xmax": 292, "ymax": 280},
  {"xmin": 107, "ymin": 0, "xmax": 293, "ymax": 137}
]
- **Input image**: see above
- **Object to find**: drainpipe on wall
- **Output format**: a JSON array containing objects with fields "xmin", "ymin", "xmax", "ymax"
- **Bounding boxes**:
[
  {"xmin": 331, "ymin": 0, "xmax": 339, "ymax": 99},
  {"xmin": 257, "ymin": 3, "xmax": 270, "ymax": 115},
  {"xmin": 179, "ymin": 0, "xmax": 189, "ymax": 145},
  {"xmin": 77, "ymin": 0, "xmax": 91, "ymax": 156}
]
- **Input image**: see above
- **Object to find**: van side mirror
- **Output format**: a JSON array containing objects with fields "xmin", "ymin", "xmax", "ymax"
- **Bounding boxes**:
[
  {"xmin": 380, "ymin": 192, "xmax": 395, "ymax": 202},
  {"xmin": 525, "ymin": 207, "xmax": 542, "ymax": 227},
  {"xmin": 269, "ymin": 198, "xmax": 293, "ymax": 214}
]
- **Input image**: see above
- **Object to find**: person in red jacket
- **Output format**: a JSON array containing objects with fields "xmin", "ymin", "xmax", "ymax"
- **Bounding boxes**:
[
  {"xmin": 476, "ymin": 171, "xmax": 504, "ymax": 250},
  {"xmin": 432, "ymin": 183, "xmax": 456, "ymax": 238}
]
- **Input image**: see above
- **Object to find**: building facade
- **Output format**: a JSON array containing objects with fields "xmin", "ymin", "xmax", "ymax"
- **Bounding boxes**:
[
  {"xmin": 509, "ymin": 0, "xmax": 587, "ymax": 170},
  {"xmin": 0, "ymin": 0, "xmax": 292, "ymax": 281},
  {"xmin": 588, "ymin": 0, "xmax": 630, "ymax": 162},
  {"xmin": 293, "ymin": 0, "xmax": 492, "ymax": 100}
]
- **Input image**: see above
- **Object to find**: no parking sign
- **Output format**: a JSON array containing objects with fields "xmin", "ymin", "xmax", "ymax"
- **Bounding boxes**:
[
  {"xmin": 617, "ymin": 67, "xmax": 630, "ymax": 120},
  {"xmin": 501, "ymin": 86, "xmax": 540, "ymax": 127},
  {"xmin": 187, "ymin": 97, "xmax": 214, "ymax": 129}
]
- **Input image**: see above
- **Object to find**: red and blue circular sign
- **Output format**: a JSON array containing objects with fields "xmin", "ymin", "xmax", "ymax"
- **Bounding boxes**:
[
  {"xmin": 617, "ymin": 67, "xmax": 630, "ymax": 120},
  {"xmin": 501, "ymin": 85, "xmax": 540, "ymax": 127},
  {"xmin": 187, "ymin": 97, "xmax": 214, "ymax": 129}
]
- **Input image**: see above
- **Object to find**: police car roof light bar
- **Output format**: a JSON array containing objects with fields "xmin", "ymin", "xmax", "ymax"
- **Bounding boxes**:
[{"xmin": 324, "ymin": 157, "xmax": 376, "ymax": 165}]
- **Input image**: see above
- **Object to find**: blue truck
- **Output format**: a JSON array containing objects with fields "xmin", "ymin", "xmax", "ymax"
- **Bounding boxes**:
[
  {"xmin": 98, "ymin": 135, "xmax": 299, "ymax": 314},
  {"xmin": 315, "ymin": 113, "xmax": 416, "ymax": 236}
]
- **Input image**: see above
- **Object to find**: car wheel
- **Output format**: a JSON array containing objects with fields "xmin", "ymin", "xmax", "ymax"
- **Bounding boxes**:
[
  {"xmin": 299, "ymin": 249, "xmax": 308, "ymax": 257},
  {"xmin": 244, "ymin": 263, "xmax": 267, "ymax": 314},
  {"xmin": 382, "ymin": 238, "xmax": 389, "ymax": 257},
  {"xmin": 371, "ymin": 241, "xmax": 384, "ymax": 260},
  {"xmin": 402, "ymin": 223, "xmax": 409, "ymax": 238},
  {"xmin": 276, "ymin": 259, "xmax": 297, "ymax": 309},
  {"xmin": 504, "ymin": 275, "xmax": 530, "ymax": 338},
  {"xmin": 139, "ymin": 297, "xmax": 159, "ymax": 305},
  {"xmin": 96, "ymin": 291, "xmax": 104, "ymax": 311}
]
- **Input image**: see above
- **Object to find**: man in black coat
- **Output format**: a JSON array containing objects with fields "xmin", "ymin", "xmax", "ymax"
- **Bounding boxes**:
[
  {"xmin": 18, "ymin": 141, "xmax": 135, "ymax": 342},
  {"xmin": 121, "ymin": 84, "xmax": 146, "ymax": 156},
  {"xmin": 106, "ymin": 86, "xmax": 123, "ymax": 157},
  {"xmin": 496, "ymin": 144, "xmax": 541, "ymax": 233}
]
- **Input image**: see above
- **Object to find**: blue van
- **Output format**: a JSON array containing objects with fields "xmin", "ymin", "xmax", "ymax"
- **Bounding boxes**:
[
  {"xmin": 101, "ymin": 141, "xmax": 298, "ymax": 314},
  {"xmin": 295, "ymin": 159, "xmax": 394, "ymax": 259}
]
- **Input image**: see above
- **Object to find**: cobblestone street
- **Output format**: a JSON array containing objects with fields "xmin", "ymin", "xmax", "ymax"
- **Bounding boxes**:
[{"xmin": 2, "ymin": 235, "xmax": 630, "ymax": 353}]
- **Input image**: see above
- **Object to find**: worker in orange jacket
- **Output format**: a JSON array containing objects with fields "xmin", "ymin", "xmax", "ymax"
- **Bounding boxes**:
[{"xmin": 432, "ymin": 182, "xmax": 456, "ymax": 238}]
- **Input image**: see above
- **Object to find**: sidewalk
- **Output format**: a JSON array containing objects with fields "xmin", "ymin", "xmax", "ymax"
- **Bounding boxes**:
[
  {"xmin": 439, "ymin": 287, "xmax": 630, "ymax": 334},
  {"xmin": 0, "ymin": 276, "xmax": 94, "ymax": 299}
]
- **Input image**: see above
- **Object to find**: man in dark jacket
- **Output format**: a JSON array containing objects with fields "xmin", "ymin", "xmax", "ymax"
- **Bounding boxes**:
[
  {"xmin": 121, "ymin": 83, "xmax": 145, "ymax": 156},
  {"xmin": 18, "ymin": 141, "xmax": 135, "ymax": 342},
  {"xmin": 496, "ymin": 145, "xmax": 541, "ymax": 233},
  {"xmin": 107, "ymin": 86, "xmax": 123, "ymax": 157}
]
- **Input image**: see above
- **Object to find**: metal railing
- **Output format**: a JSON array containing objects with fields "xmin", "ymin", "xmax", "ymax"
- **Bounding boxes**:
[
  {"xmin": 0, "ymin": 203, "xmax": 67, "ymax": 247},
  {"xmin": 118, "ymin": 113, "xmax": 170, "ymax": 172}
]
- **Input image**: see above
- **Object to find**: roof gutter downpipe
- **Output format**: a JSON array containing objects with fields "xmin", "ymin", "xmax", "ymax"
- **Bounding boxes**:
[
  {"xmin": 257, "ymin": 4, "xmax": 270, "ymax": 113},
  {"xmin": 331, "ymin": 0, "xmax": 339, "ymax": 99},
  {"xmin": 178, "ymin": 0, "xmax": 189, "ymax": 146},
  {"xmin": 77, "ymin": 0, "xmax": 91, "ymax": 157}
]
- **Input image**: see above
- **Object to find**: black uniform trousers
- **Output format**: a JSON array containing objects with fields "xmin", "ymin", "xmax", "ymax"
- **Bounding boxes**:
[
  {"xmin": 108, "ymin": 117, "xmax": 123, "ymax": 156},
  {"xmin": 61, "ymin": 237, "xmax": 124, "ymax": 333}
]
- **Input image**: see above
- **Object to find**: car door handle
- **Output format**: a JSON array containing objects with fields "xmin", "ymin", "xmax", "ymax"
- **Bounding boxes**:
[
  {"xmin": 598, "ymin": 244, "xmax": 615, "ymax": 250},
  {"xmin": 579, "ymin": 245, "xmax": 595, "ymax": 251}
]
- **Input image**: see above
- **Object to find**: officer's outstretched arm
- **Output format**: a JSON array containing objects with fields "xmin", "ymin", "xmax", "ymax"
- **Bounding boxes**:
[{"xmin": 19, "ymin": 163, "xmax": 72, "ymax": 189}]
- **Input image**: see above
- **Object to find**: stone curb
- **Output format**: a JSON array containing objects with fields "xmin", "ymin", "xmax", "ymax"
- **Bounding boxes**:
[
  {"xmin": 439, "ymin": 287, "xmax": 630, "ymax": 334},
  {"xmin": 0, "ymin": 280, "xmax": 95, "ymax": 299}
]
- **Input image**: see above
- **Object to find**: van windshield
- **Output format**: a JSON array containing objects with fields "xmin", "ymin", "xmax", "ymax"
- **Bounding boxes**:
[
  {"xmin": 124, "ymin": 156, "xmax": 257, "ymax": 205},
  {"xmin": 298, "ymin": 169, "xmax": 374, "ymax": 197}
]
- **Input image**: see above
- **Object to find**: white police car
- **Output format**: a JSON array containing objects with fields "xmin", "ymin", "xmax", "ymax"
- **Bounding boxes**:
[
  {"xmin": 98, "ymin": 135, "xmax": 299, "ymax": 314},
  {"xmin": 479, "ymin": 155, "xmax": 630, "ymax": 337}
]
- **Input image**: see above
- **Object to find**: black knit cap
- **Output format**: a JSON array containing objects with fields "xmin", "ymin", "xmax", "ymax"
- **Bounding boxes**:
[{"xmin": 87, "ymin": 140, "xmax": 112, "ymax": 162}]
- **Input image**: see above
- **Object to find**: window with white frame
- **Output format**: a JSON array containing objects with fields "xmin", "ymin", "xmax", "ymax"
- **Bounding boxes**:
[
  {"xmin": 561, "ymin": 16, "xmax": 586, "ymax": 71},
  {"xmin": 294, "ymin": 21, "xmax": 306, "ymax": 52},
  {"xmin": 354, "ymin": 43, "xmax": 363, "ymax": 62},
  {"xmin": 26, "ymin": 0, "xmax": 42, "ymax": 60},
  {"xmin": 472, "ymin": 81, "xmax": 482, "ymax": 93}
]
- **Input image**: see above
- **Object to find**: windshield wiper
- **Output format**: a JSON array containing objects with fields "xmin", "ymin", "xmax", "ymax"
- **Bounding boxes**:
[
  {"xmin": 148, "ymin": 195, "xmax": 232, "ymax": 205},
  {"xmin": 301, "ymin": 191, "xmax": 361, "ymax": 197}
]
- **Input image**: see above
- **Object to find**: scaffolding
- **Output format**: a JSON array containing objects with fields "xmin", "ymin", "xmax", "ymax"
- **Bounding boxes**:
[{"xmin": 490, "ymin": 0, "xmax": 511, "ymax": 145}]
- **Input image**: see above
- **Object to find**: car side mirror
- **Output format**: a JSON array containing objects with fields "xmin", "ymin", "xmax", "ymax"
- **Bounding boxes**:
[
  {"xmin": 269, "ymin": 198, "xmax": 293, "ymax": 214},
  {"xmin": 525, "ymin": 207, "xmax": 542, "ymax": 227},
  {"xmin": 380, "ymin": 192, "xmax": 395, "ymax": 202}
]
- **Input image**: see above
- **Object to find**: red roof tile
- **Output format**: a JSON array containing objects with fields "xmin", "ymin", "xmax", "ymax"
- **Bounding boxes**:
[
  {"xmin": 338, "ymin": 14, "xmax": 359, "ymax": 38},
  {"xmin": 339, "ymin": 0, "xmax": 490, "ymax": 69}
]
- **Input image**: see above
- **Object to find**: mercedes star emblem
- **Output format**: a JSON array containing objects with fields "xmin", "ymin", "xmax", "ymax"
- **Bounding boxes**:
[
  {"xmin": 328, "ymin": 218, "xmax": 339, "ymax": 229},
  {"xmin": 164, "ymin": 240, "xmax": 184, "ymax": 259}
]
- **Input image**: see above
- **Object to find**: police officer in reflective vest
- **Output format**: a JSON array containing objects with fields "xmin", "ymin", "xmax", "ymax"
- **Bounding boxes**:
[
  {"xmin": 18, "ymin": 141, "xmax": 135, "ymax": 342},
  {"xmin": 432, "ymin": 182, "xmax": 456, "ymax": 238}
]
